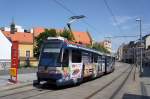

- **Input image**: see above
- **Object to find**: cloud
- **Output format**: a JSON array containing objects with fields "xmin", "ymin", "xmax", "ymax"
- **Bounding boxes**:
[{"xmin": 111, "ymin": 16, "xmax": 136, "ymax": 26}]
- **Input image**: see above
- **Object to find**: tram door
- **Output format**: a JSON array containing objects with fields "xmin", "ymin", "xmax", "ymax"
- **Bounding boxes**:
[
  {"xmin": 102, "ymin": 55, "xmax": 106, "ymax": 73},
  {"xmin": 97, "ymin": 55, "xmax": 103, "ymax": 75},
  {"xmin": 105, "ymin": 56, "xmax": 112, "ymax": 73},
  {"xmin": 69, "ymin": 49, "xmax": 83, "ymax": 81},
  {"xmin": 82, "ymin": 52, "xmax": 93, "ymax": 77}
]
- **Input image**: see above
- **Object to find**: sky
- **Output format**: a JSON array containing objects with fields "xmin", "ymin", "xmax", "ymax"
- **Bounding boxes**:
[{"xmin": 0, "ymin": 0, "xmax": 150, "ymax": 52}]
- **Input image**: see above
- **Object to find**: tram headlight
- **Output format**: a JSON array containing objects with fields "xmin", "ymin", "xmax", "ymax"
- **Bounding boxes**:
[
  {"xmin": 58, "ymin": 79, "xmax": 63, "ymax": 82},
  {"xmin": 56, "ymin": 70, "xmax": 61, "ymax": 74}
]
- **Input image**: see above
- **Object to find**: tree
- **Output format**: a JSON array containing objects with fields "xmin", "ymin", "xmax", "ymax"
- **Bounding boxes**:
[
  {"xmin": 34, "ymin": 28, "xmax": 57, "ymax": 58},
  {"xmin": 92, "ymin": 42, "xmax": 110, "ymax": 54},
  {"xmin": 59, "ymin": 28, "xmax": 74, "ymax": 41}
]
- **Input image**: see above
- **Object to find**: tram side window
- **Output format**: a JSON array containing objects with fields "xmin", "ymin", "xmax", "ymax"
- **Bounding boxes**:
[
  {"xmin": 93, "ymin": 54, "xmax": 98, "ymax": 63},
  {"xmin": 62, "ymin": 49, "xmax": 69, "ymax": 66},
  {"xmin": 72, "ymin": 50, "xmax": 81, "ymax": 63}
]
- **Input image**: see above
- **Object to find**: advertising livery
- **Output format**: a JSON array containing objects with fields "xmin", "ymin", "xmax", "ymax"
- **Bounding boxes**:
[{"xmin": 35, "ymin": 37, "xmax": 115, "ymax": 86}]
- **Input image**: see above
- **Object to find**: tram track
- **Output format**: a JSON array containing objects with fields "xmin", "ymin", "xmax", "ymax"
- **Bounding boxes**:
[
  {"xmin": 0, "ymin": 63, "xmax": 134, "ymax": 99},
  {"xmin": 109, "ymin": 64, "xmax": 134, "ymax": 99},
  {"xmin": 0, "ymin": 83, "xmax": 32, "ymax": 93},
  {"xmin": 0, "ymin": 86, "xmax": 36, "ymax": 98},
  {"xmin": 85, "ymin": 64, "xmax": 134, "ymax": 99},
  {"xmin": 0, "ymin": 83, "xmax": 56, "ymax": 99}
]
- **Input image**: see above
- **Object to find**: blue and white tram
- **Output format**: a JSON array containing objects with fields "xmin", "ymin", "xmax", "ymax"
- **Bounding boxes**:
[{"xmin": 36, "ymin": 37, "xmax": 115, "ymax": 86}]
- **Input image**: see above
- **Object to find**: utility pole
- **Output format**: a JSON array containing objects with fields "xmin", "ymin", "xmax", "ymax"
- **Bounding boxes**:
[{"xmin": 136, "ymin": 18, "xmax": 143, "ymax": 76}]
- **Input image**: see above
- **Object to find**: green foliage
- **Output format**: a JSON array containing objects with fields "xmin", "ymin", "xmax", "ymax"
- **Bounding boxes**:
[
  {"xmin": 34, "ymin": 28, "xmax": 57, "ymax": 58},
  {"xmin": 92, "ymin": 42, "xmax": 110, "ymax": 54},
  {"xmin": 59, "ymin": 28, "xmax": 74, "ymax": 41}
]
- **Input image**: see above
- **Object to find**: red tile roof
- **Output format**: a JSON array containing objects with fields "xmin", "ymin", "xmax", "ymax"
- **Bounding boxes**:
[
  {"xmin": 32, "ymin": 28, "xmax": 92, "ymax": 45},
  {"xmin": 33, "ymin": 27, "xmax": 45, "ymax": 37},
  {"xmin": 2, "ymin": 27, "xmax": 92, "ymax": 45},
  {"xmin": 72, "ymin": 31, "xmax": 92, "ymax": 45},
  {"xmin": 2, "ymin": 31, "xmax": 33, "ymax": 44}
]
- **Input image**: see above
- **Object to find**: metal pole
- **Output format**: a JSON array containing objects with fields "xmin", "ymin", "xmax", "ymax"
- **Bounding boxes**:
[
  {"xmin": 136, "ymin": 18, "xmax": 142, "ymax": 76},
  {"xmin": 136, "ymin": 18, "xmax": 143, "ymax": 76},
  {"xmin": 139, "ymin": 19, "xmax": 143, "ymax": 76}
]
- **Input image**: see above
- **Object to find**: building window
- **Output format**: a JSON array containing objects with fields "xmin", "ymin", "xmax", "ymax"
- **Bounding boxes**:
[{"xmin": 26, "ymin": 50, "xmax": 30, "ymax": 59}]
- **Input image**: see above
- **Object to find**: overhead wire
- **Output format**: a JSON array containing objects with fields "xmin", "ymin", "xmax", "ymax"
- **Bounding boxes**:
[
  {"xmin": 103, "ymin": 0, "xmax": 122, "ymax": 33},
  {"xmin": 104, "ymin": 35, "xmax": 140, "ymax": 39},
  {"xmin": 52, "ymin": 0, "xmax": 101, "ymax": 34}
]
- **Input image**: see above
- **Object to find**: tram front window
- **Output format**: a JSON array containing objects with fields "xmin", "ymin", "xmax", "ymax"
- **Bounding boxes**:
[{"xmin": 39, "ymin": 42, "xmax": 62, "ymax": 67}]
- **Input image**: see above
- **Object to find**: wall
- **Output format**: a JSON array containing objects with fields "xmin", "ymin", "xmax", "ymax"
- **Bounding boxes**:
[
  {"xmin": 19, "ymin": 58, "xmax": 39, "ymax": 67},
  {"xmin": 0, "ymin": 31, "xmax": 12, "ymax": 70},
  {"xmin": 19, "ymin": 44, "xmax": 33, "ymax": 58},
  {"xmin": 145, "ymin": 36, "xmax": 150, "ymax": 49}
]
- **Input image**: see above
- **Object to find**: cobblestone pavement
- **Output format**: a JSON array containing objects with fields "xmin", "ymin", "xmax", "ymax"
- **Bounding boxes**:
[
  {"xmin": 0, "ymin": 68, "xmax": 37, "ymax": 75},
  {"xmin": 0, "ymin": 62, "xmax": 150, "ymax": 99}
]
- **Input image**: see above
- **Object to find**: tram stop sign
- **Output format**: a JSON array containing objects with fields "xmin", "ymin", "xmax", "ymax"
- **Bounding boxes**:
[
  {"xmin": 9, "ymin": 68, "xmax": 17, "ymax": 77},
  {"xmin": 9, "ymin": 41, "xmax": 19, "ymax": 83}
]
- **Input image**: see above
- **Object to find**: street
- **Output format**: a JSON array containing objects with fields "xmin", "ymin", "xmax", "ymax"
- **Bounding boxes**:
[{"xmin": 0, "ymin": 62, "xmax": 145, "ymax": 99}]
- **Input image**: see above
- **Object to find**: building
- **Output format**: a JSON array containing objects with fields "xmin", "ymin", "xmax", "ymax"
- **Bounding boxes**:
[
  {"xmin": 1, "ymin": 25, "xmax": 26, "ymax": 32},
  {"xmin": 72, "ymin": 31, "xmax": 93, "ymax": 45},
  {"xmin": 32, "ymin": 27, "xmax": 45, "ymax": 37},
  {"xmin": 100, "ymin": 40, "xmax": 112, "ymax": 53},
  {"xmin": 1, "ymin": 22, "xmax": 37, "ymax": 67},
  {"xmin": 134, "ymin": 41, "xmax": 141, "ymax": 64},
  {"xmin": 0, "ymin": 30, "xmax": 12, "ymax": 70},
  {"xmin": 117, "ymin": 43, "xmax": 125, "ymax": 61},
  {"xmin": 0, "ymin": 24, "xmax": 93, "ymax": 67},
  {"xmin": 33, "ymin": 27, "xmax": 93, "ymax": 46},
  {"xmin": 119, "ymin": 41, "xmax": 135, "ymax": 64},
  {"xmin": 2, "ymin": 31, "xmax": 33, "ymax": 58},
  {"xmin": 143, "ymin": 34, "xmax": 150, "ymax": 49}
]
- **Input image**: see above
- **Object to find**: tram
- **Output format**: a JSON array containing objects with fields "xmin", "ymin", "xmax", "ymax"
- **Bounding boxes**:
[{"xmin": 35, "ymin": 37, "xmax": 115, "ymax": 86}]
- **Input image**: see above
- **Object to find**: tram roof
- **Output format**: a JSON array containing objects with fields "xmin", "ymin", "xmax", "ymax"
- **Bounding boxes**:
[{"xmin": 47, "ymin": 37, "xmax": 113, "ymax": 57}]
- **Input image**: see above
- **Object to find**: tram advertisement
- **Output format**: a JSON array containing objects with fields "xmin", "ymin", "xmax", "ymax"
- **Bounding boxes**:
[{"xmin": 70, "ymin": 63, "xmax": 82, "ymax": 79}]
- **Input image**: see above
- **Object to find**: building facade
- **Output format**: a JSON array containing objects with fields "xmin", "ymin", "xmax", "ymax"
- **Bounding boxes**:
[
  {"xmin": 100, "ymin": 40, "xmax": 112, "ymax": 53},
  {"xmin": 0, "ymin": 30, "xmax": 12, "ymax": 70},
  {"xmin": 117, "ymin": 43, "xmax": 124, "ymax": 61}
]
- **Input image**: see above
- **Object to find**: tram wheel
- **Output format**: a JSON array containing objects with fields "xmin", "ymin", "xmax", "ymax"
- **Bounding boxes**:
[{"xmin": 33, "ymin": 80, "xmax": 40, "ymax": 86}]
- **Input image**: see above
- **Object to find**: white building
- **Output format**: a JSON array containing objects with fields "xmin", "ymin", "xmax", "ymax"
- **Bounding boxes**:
[
  {"xmin": 0, "ymin": 27, "xmax": 10, "ymax": 31},
  {"xmin": 117, "ymin": 43, "xmax": 125, "ymax": 61},
  {"xmin": 0, "ymin": 30, "xmax": 12, "ymax": 70},
  {"xmin": 1, "ymin": 25, "xmax": 25, "ymax": 32},
  {"xmin": 15, "ymin": 25, "xmax": 24, "ymax": 32},
  {"xmin": 144, "ymin": 34, "xmax": 150, "ymax": 49}
]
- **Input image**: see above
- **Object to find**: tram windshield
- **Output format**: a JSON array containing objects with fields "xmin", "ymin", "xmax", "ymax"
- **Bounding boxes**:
[{"xmin": 39, "ymin": 41, "xmax": 62, "ymax": 67}]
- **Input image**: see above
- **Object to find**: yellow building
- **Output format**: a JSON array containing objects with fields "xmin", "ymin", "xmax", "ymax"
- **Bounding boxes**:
[
  {"xmin": 2, "ymin": 31, "xmax": 38, "ymax": 67},
  {"xmin": 100, "ymin": 40, "xmax": 112, "ymax": 53},
  {"xmin": 19, "ymin": 43, "xmax": 33, "ymax": 58}
]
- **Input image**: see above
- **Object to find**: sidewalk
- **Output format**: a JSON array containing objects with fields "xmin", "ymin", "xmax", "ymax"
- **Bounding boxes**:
[
  {"xmin": 140, "ymin": 65, "xmax": 150, "ymax": 96},
  {"xmin": 0, "ymin": 73, "xmax": 36, "ymax": 88},
  {"xmin": 0, "ymin": 67, "xmax": 37, "ymax": 76}
]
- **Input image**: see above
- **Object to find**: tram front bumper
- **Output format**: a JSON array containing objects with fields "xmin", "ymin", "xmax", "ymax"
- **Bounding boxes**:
[
  {"xmin": 37, "ymin": 72, "xmax": 73, "ymax": 86},
  {"xmin": 37, "ymin": 72, "xmax": 62, "ymax": 82}
]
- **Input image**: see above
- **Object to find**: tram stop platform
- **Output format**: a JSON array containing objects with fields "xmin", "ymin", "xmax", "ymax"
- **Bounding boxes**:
[
  {"xmin": 0, "ymin": 73, "xmax": 36, "ymax": 91},
  {"xmin": 122, "ymin": 65, "xmax": 150, "ymax": 99}
]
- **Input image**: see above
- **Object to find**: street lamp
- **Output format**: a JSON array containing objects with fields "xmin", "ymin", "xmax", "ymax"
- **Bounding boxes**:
[
  {"xmin": 136, "ymin": 18, "xmax": 143, "ymax": 76},
  {"xmin": 67, "ymin": 15, "xmax": 85, "ymax": 32}
]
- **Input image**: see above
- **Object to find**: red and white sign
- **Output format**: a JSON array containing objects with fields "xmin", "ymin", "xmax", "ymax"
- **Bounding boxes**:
[{"xmin": 9, "ymin": 41, "xmax": 19, "ymax": 83}]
